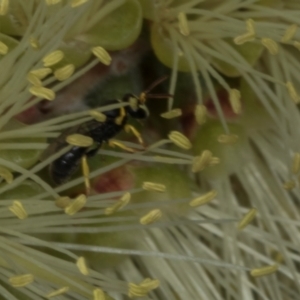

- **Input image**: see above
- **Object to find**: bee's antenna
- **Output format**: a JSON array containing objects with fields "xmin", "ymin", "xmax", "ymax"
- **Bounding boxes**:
[{"xmin": 139, "ymin": 76, "xmax": 171, "ymax": 103}]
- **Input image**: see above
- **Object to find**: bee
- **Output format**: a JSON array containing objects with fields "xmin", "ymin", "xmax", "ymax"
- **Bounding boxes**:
[{"xmin": 43, "ymin": 76, "xmax": 170, "ymax": 188}]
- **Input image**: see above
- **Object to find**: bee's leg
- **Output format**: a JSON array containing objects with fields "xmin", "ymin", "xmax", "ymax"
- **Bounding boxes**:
[
  {"xmin": 108, "ymin": 140, "xmax": 137, "ymax": 153},
  {"xmin": 81, "ymin": 155, "xmax": 91, "ymax": 195},
  {"xmin": 124, "ymin": 124, "xmax": 145, "ymax": 148},
  {"xmin": 86, "ymin": 142, "xmax": 102, "ymax": 157}
]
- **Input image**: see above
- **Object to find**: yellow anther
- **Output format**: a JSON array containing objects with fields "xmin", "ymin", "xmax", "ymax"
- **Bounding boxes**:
[
  {"xmin": 293, "ymin": 41, "xmax": 300, "ymax": 51},
  {"xmin": 178, "ymin": 12, "xmax": 190, "ymax": 36},
  {"xmin": 76, "ymin": 256, "xmax": 89, "ymax": 275},
  {"xmin": 27, "ymin": 73, "xmax": 42, "ymax": 86},
  {"xmin": 66, "ymin": 134, "xmax": 93, "ymax": 147},
  {"xmin": 160, "ymin": 108, "xmax": 182, "ymax": 119},
  {"xmin": 217, "ymin": 134, "xmax": 239, "ymax": 144},
  {"xmin": 92, "ymin": 46, "xmax": 111, "ymax": 65},
  {"xmin": 281, "ymin": 24, "xmax": 298, "ymax": 43},
  {"xmin": 105, "ymin": 192, "xmax": 131, "ymax": 215},
  {"xmin": 29, "ymin": 86, "xmax": 55, "ymax": 100},
  {"xmin": 89, "ymin": 110, "xmax": 107, "ymax": 122},
  {"xmin": 142, "ymin": 182, "xmax": 166, "ymax": 192},
  {"xmin": 0, "ymin": 41, "xmax": 8, "ymax": 55},
  {"xmin": 246, "ymin": 19, "xmax": 255, "ymax": 35},
  {"xmin": 189, "ymin": 190, "xmax": 217, "ymax": 207},
  {"xmin": 0, "ymin": 166, "xmax": 13, "ymax": 183},
  {"xmin": 29, "ymin": 68, "xmax": 52, "ymax": 79},
  {"xmin": 286, "ymin": 81, "xmax": 300, "ymax": 104},
  {"xmin": 192, "ymin": 150, "xmax": 213, "ymax": 173},
  {"xmin": 42, "ymin": 50, "xmax": 64, "ymax": 67},
  {"xmin": 46, "ymin": 286, "xmax": 69, "ymax": 298},
  {"xmin": 292, "ymin": 153, "xmax": 300, "ymax": 174},
  {"xmin": 128, "ymin": 278, "xmax": 160, "ymax": 298},
  {"xmin": 209, "ymin": 157, "xmax": 220, "ymax": 166},
  {"xmin": 140, "ymin": 209, "xmax": 162, "ymax": 225},
  {"xmin": 168, "ymin": 131, "xmax": 192, "ymax": 150},
  {"xmin": 29, "ymin": 37, "xmax": 39, "ymax": 49},
  {"xmin": 45, "ymin": 0, "xmax": 61, "ymax": 5},
  {"xmin": 125, "ymin": 124, "xmax": 144, "ymax": 145},
  {"xmin": 0, "ymin": 0, "xmax": 9, "ymax": 16},
  {"xmin": 55, "ymin": 196, "xmax": 71, "ymax": 209},
  {"xmin": 64, "ymin": 194, "xmax": 87, "ymax": 215},
  {"xmin": 194, "ymin": 104, "xmax": 207, "ymax": 125},
  {"xmin": 9, "ymin": 201, "xmax": 28, "ymax": 219},
  {"xmin": 93, "ymin": 288, "xmax": 106, "ymax": 300},
  {"xmin": 250, "ymin": 264, "xmax": 278, "ymax": 278},
  {"xmin": 9, "ymin": 274, "xmax": 34, "ymax": 287},
  {"xmin": 115, "ymin": 107, "xmax": 126, "ymax": 125},
  {"xmin": 54, "ymin": 64, "xmax": 75, "ymax": 81},
  {"xmin": 283, "ymin": 180, "xmax": 295, "ymax": 190},
  {"xmin": 237, "ymin": 208, "xmax": 257, "ymax": 230},
  {"xmin": 261, "ymin": 38, "xmax": 279, "ymax": 55},
  {"xmin": 108, "ymin": 140, "xmax": 135, "ymax": 153},
  {"xmin": 81, "ymin": 155, "xmax": 90, "ymax": 194},
  {"xmin": 229, "ymin": 89, "xmax": 241, "ymax": 114},
  {"xmin": 71, "ymin": 0, "xmax": 89, "ymax": 7},
  {"xmin": 234, "ymin": 32, "xmax": 255, "ymax": 45}
]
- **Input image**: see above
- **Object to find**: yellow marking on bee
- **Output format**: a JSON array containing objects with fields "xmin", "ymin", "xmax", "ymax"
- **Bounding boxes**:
[
  {"xmin": 9, "ymin": 274, "xmax": 34, "ymax": 287},
  {"xmin": 281, "ymin": 24, "xmax": 298, "ymax": 43},
  {"xmin": 64, "ymin": 194, "xmax": 87, "ymax": 215},
  {"xmin": 139, "ymin": 92, "xmax": 146, "ymax": 104},
  {"xmin": 71, "ymin": 0, "xmax": 89, "ymax": 7},
  {"xmin": 140, "ymin": 209, "xmax": 162, "ymax": 225},
  {"xmin": 229, "ymin": 89, "xmax": 241, "ymax": 114},
  {"xmin": 194, "ymin": 104, "xmax": 207, "ymax": 125},
  {"xmin": 128, "ymin": 278, "xmax": 160, "ymax": 298},
  {"xmin": 178, "ymin": 12, "xmax": 190, "ymax": 36},
  {"xmin": 0, "ymin": 166, "xmax": 13, "ymax": 183},
  {"xmin": 45, "ymin": 0, "xmax": 61, "ymax": 5},
  {"xmin": 76, "ymin": 256, "xmax": 89, "ymax": 275},
  {"xmin": 54, "ymin": 64, "xmax": 75, "ymax": 81},
  {"xmin": 105, "ymin": 192, "xmax": 131, "ymax": 215},
  {"xmin": 218, "ymin": 134, "xmax": 239, "ymax": 144},
  {"xmin": 29, "ymin": 37, "xmax": 40, "ymax": 49},
  {"xmin": 9, "ymin": 201, "xmax": 28, "ymax": 219},
  {"xmin": 115, "ymin": 107, "xmax": 126, "ymax": 125},
  {"xmin": 42, "ymin": 50, "xmax": 64, "ymax": 67},
  {"xmin": 125, "ymin": 124, "xmax": 144, "ymax": 145},
  {"xmin": 108, "ymin": 140, "xmax": 135, "ymax": 153},
  {"xmin": 250, "ymin": 264, "xmax": 278, "ymax": 278},
  {"xmin": 66, "ymin": 134, "xmax": 93, "ymax": 147},
  {"xmin": 238, "ymin": 208, "xmax": 257, "ymax": 230},
  {"xmin": 192, "ymin": 150, "xmax": 213, "ymax": 173},
  {"xmin": 160, "ymin": 108, "xmax": 182, "ymax": 119},
  {"xmin": 261, "ymin": 38, "xmax": 279, "ymax": 55},
  {"xmin": 142, "ymin": 182, "xmax": 166, "ymax": 192},
  {"xmin": 129, "ymin": 97, "xmax": 138, "ymax": 110},
  {"xmin": 29, "ymin": 86, "xmax": 55, "ymax": 100},
  {"xmin": 92, "ymin": 46, "xmax": 111, "ymax": 65},
  {"xmin": 168, "ymin": 131, "xmax": 192, "ymax": 150},
  {"xmin": 93, "ymin": 288, "xmax": 106, "ymax": 300},
  {"xmin": 286, "ymin": 81, "xmax": 300, "ymax": 104},
  {"xmin": 55, "ymin": 196, "xmax": 71, "ymax": 209},
  {"xmin": 0, "ymin": 0, "xmax": 9, "ymax": 16},
  {"xmin": 189, "ymin": 190, "xmax": 217, "ymax": 207},
  {"xmin": 89, "ymin": 110, "xmax": 107, "ymax": 122},
  {"xmin": 46, "ymin": 286, "xmax": 69, "ymax": 298},
  {"xmin": 81, "ymin": 155, "xmax": 90, "ymax": 195},
  {"xmin": 0, "ymin": 41, "xmax": 8, "ymax": 55}
]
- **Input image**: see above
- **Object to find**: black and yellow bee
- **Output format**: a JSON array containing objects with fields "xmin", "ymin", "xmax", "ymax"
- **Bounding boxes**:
[{"xmin": 43, "ymin": 76, "xmax": 170, "ymax": 186}]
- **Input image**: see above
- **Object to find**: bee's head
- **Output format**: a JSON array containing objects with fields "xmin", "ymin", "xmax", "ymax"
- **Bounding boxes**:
[
  {"xmin": 123, "ymin": 93, "xmax": 149, "ymax": 119},
  {"xmin": 123, "ymin": 76, "xmax": 172, "ymax": 120}
]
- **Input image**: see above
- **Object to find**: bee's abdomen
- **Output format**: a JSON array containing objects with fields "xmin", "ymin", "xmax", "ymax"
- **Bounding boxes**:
[{"xmin": 50, "ymin": 146, "xmax": 87, "ymax": 185}]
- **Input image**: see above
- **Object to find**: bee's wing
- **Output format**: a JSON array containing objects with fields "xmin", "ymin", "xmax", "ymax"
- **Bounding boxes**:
[{"xmin": 40, "ymin": 125, "xmax": 81, "ymax": 161}]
